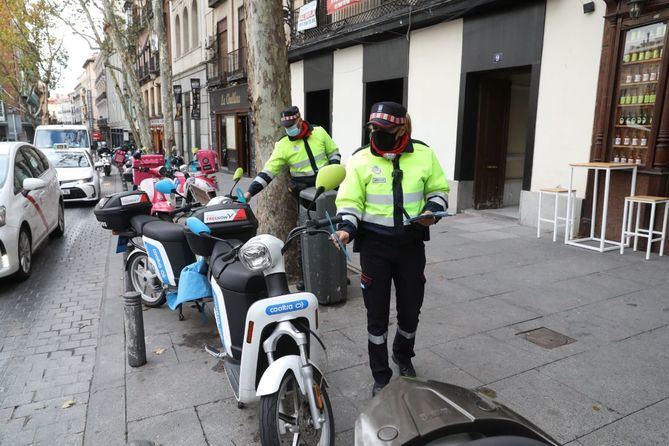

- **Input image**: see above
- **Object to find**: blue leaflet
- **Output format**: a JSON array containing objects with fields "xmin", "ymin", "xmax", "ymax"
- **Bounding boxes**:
[
  {"xmin": 236, "ymin": 187, "xmax": 246, "ymax": 203},
  {"xmin": 404, "ymin": 211, "xmax": 452, "ymax": 224},
  {"xmin": 325, "ymin": 211, "xmax": 352, "ymax": 262}
]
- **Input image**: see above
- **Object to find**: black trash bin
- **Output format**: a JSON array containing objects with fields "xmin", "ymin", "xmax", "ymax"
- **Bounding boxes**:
[{"xmin": 299, "ymin": 187, "xmax": 347, "ymax": 305}]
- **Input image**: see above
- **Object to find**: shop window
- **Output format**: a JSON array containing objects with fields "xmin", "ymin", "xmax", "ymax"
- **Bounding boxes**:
[{"xmin": 612, "ymin": 22, "xmax": 667, "ymax": 165}]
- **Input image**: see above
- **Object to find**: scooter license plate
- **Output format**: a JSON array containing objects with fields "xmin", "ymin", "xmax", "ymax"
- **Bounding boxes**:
[{"xmin": 116, "ymin": 235, "xmax": 129, "ymax": 253}]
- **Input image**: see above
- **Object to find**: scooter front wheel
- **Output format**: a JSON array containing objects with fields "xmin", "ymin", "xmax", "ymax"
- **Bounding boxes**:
[
  {"xmin": 259, "ymin": 372, "xmax": 334, "ymax": 446},
  {"xmin": 127, "ymin": 252, "xmax": 166, "ymax": 307}
]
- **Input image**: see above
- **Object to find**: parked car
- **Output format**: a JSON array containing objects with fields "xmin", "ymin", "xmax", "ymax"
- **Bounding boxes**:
[
  {"xmin": 33, "ymin": 124, "xmax": 92, "ymax": 154},
  {"xmin": 0, "ymin": 142, "xmax": 64, "ymax": 280},
  {"xmin": 46, "ymin": 149, "xmax": 101, "ymax": 203}
]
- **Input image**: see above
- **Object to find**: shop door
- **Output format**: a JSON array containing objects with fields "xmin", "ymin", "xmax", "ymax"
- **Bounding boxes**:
[
  {"xmin": 363, "ymin": 78, "xmax": 404, "ymax": 145},
  {"xmin": 235, "ymin": 115, "xmax": 251, "ymax": 174},
  {"xmin": 474, "ymin": 77, "xmax": 511, "ymax": 209}
]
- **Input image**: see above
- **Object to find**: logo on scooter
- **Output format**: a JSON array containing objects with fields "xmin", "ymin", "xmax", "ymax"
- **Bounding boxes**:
[
  {"xmin": 204, "ymin": 209, "xmax": 238, "ymax": 223},
  {"xmin": 265, "ymin": 299, "xmax": 309, "ymax": 316}
]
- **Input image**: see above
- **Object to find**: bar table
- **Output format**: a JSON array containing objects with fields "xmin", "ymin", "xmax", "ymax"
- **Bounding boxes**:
[{"xmin": 565, "ymin": 162, "xmax": 638, "ymax": 252}]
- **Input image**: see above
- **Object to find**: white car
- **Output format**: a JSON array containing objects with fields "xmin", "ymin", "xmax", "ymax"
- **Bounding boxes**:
[
  {"xmin": 33, "ymin": 125, "xmax": 92, "ymax": 154},
  {"xmin": 0, "ymin": 142, "xmax": 64, "ymax": 280},
  {"xmin": 45, "ymin": 149, "xmax": 101, "ymax": 203}
]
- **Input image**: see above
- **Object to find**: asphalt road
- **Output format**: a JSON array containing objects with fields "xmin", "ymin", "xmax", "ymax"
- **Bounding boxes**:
[{"xmin": 0, "ymin": 173, "xmax": 118, "ymax": 446}]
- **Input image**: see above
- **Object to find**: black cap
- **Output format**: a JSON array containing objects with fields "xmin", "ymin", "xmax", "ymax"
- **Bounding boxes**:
[
  {"xmin": 280, "ymin": 106, "xmax": 301, "ymax": 127},
  {"xmin": 367, "ymin": 102, "xmax": 407, "ymax": 129}
]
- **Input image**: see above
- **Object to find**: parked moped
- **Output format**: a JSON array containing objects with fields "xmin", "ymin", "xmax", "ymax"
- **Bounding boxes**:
[
  {"xmin": 184, "ymin": 164, "xmax": 347, "ymax": 446},
  {"xmin": 355, "ymin": 377, "xmax": 559, "ymax": 446}
]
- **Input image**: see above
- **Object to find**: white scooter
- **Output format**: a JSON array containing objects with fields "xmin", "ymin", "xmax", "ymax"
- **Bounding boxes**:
[{"xmin": 185, "ymin": 164, "xmax": 347, "ymax": 446}]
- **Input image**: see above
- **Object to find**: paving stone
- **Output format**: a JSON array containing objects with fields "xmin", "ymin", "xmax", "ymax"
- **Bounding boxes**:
[
  {"xmin": 491, "ymin": 370, "xmax": 620, "ymax": 444},
  {"xmin": 197, "ymin": 398, "xmax": 260, "ymax": 445},
  {"xmin": 127, "ymin": 406, "xmax": 207, "ymax": 446},
  {"xmin": 540, "ymin": 342, "xmax": 669, "ymax": 414},
  {"xmin": 430, "ymin": 333, "xmax": 547, "ymax": 383},
  {"xmin": 125, "ymin": 359, "xmax": 233, "ymax": 421},
  {"xmin": 335, "ymin": 428, "xmax": 354, "ymax": 446},
  {"xmin": 83, "ymin": 386, "xmax": 126, "ymax": 446},
  {"xmin": 576, "ymin": 397, "xmax": 669, "ymax": 446}
]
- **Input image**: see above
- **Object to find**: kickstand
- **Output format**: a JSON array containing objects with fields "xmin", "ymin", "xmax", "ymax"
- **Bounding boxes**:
[{"xmin": 178, "ymin": 304, "xmax": 184, "ymax": 321}]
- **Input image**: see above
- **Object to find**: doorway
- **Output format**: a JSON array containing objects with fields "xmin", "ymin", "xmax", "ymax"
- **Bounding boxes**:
[
  {"xmin": 235, "ymin": 114, "xmax": 251, "ymax": 175},
  {"xmin": 363, "ymin": 78, "xmax": 404, "ymax": 145},
  {"xmin": 472, "ymin": 68, "xmax": 531, "ymax": 211},
  {"xmin": 305, "ymin": 89, "xmax": 331, "ymax": 134}
]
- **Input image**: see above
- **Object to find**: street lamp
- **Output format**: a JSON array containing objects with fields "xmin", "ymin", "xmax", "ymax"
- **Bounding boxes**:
[{"xmin": 190, "ymin": 78, "xmax": 200, "ymax": 90}]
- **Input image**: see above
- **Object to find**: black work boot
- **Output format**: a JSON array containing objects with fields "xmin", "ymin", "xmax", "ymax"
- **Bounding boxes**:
[
  {"xmin": 372, "ymin": 381, "xmax": 387, "ymax": 397},
  {"xmin": 392, "ymin": 354, "xmax": 416, "ymax": 378}
]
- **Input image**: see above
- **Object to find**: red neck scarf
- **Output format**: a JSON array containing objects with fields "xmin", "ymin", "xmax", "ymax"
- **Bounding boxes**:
[
  {"xmin": 371, "ymin": 132, "xmax": 410, "ymax": 156},
  {"xmin": 291, "ymin": 121, "xmax": 312, "ymax": 140}
]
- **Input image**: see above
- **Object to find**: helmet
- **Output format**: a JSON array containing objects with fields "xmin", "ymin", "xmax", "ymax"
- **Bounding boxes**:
[{"xmin": 132, "ymin": 150, "xmax": 142, "ymax": 160}]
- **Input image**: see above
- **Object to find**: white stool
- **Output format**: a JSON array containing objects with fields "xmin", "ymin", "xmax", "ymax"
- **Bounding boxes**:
[
  {"xmin": 537, "ymin": 188, "xmax": 576, "ymax": 242},
  {"xmin": 620, "ymin": 195, "xmax": 669, "ymax": 260}
]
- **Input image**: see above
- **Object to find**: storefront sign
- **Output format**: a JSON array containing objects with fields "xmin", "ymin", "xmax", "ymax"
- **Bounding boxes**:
[
  {"xmin": 327, "ymin": 0, "xmax": 360, "ymax": 14},
  {"xmin": 191, "ymin": 78, "xmax": 201, "ymax": 120},
  {"xmin": 297, "ymin": 1, "xmax": 317, "ymax": 32},
  {"xmin": 210, "ymin": 84, "xmax": 250, "ymax": 113}
]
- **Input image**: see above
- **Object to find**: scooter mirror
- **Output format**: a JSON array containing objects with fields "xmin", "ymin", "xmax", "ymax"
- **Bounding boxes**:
[
  {"xmin": 155, "ymin": 178, "xmax": 176, "ymax": 194},
  {"xmin": 315, "ymin": 164, "xmax": 346, "ymax": 192},
  {"xmin": 186, "ymin": 217, "xmax": 212, "ymax": 236},
  {"xmin": 232, "ymin": 167, "xmax": 243, "ymax": 182},
  {"xmin": 180, "ymin": 164, "xmax": 188, "ymax": 173}
]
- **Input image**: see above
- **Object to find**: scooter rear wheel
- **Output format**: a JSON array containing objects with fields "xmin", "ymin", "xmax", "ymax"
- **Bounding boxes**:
[
  {"xmin": 128, "ymin": 252, "xmax": 166, "ymax": 307},
  {"xmin": 259, "ymin": 372, "xmax": 334, "ymax": 446}
]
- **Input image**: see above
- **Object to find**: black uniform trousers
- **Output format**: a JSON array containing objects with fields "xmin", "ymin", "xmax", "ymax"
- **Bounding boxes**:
[{"xmin": 359, "ymin": 234, "xmax": 426, "ymax": 385}]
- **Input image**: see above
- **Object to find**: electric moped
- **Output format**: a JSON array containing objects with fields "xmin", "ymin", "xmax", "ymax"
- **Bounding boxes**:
[{"xmin": 184, "ymin": 164, "xmax": 347, "ymax": 446}]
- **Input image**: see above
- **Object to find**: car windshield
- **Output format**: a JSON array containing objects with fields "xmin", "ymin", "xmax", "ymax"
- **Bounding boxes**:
[
  {"xmin": 46, "ymin": 152, "xmax": 91, "ymax": 168},
  {"xmin": 0, "ymin": 154, "xmax": 7, "ymax": 188},
  {"xmin": 34, "ymin": 129, "xmax": 89, "ymax": 149}
]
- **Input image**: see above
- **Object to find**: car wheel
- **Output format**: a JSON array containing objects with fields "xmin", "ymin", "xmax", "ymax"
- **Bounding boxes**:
[
  {"xmin": 51, "ymin": 202, "xmax": 65, "ymax": 238},
  {"xmin": 16, "ymin": 227, "xmax": 32, "ymax": 281}
]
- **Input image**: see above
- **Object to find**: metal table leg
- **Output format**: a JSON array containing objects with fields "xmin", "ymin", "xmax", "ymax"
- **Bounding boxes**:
[{"xmin": 600, "ymin": 168, "xmax": 611, "ymax": 252}]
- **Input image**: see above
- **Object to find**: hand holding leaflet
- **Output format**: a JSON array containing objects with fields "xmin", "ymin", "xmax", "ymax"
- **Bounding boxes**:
[
  {"xmin": 236, "ymin": 187, "xmax": 246, "ymax": 203},
  {"xmin": 326, "ymin": 211, "xmax": 352, "ymax": 262},
  {"xmin": 404, "ymin": 211, "xmax": 452, "ymax": 224}
]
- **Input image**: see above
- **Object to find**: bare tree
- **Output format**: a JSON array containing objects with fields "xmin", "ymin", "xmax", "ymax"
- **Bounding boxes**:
[
  {"xmin": 151, "ymin": 0, "xmax": 176, "ymax": 155},
  {"xmin": 59, "ymin": 0, "xmax": 154, "ymax": 150},
  {"xmin": 243, "ymin": 0, "xmax": 297, "ymax": 274}
]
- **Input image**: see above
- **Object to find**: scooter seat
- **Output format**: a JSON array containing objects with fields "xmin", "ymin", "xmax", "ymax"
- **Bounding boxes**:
[
  {"xmin": 130, "ymin": 215, "xmax": 161, "ymax": 235},
  {"xmin": 210, "ymin": 241, "xmax": 266, "ymax": 294},
  {"xmin": 143, "ymin": 221, "xmax": 188, "ymax": 243}
]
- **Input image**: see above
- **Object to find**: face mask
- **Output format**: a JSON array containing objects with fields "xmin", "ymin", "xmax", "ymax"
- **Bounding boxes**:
[
  {"xmin": 371, "ymin": 130, "xmax": 397, "ymax": 151},
  {"xmin": 286, "ymin": 124, "xmax": 300, "ymax": 137}
]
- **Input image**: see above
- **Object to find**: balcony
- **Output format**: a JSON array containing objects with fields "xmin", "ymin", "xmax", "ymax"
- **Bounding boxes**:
[
  {"xmin": 206, "ymin": 47, "xmax": 247, "ymax": 88},
  {"xmin": 288, "ymin": 0, "xmax": 464, "ymax": 58},
  {"xmin": 149, "ymin": 53, "xmax": 160, "ymax": 75},
  {"xmin": 96, "ymin": 92, "xmax": 108, "ymax": 106},
  {"xmin": 97, "ymin": 118, "xmax": 109, "ymax": 127}
]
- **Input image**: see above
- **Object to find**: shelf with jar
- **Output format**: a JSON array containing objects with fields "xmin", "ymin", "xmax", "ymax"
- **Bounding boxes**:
[
  {"xmin": 620, "ymin": 63, "xmax": 661, "ymax": 84},
  {"xmin": 617, "ymin": 86, "xmax": 657, "ymax": 106},
  {"xmin": 616, "ymin": 110, "xmax": 653, "ymax": 126}
]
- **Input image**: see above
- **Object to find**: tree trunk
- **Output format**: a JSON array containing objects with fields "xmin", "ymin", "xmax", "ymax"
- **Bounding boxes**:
[
  {"xmin": 101, "ymin": 0, "xmax": 152, "ymax": 151},
  {"xmin": 243, "ymin": 0, "xmax": 297, "ymax": 277},
  {"xmin": 152, "ymin": 0, "xmax": 176, "ymax": 156}
]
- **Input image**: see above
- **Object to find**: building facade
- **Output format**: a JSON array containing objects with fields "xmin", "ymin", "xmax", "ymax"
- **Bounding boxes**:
[
  {"xmin": 287, "ymin": 0, "xmax": 604, "ymax": 224},
  {"xmin": 205, "ymin": 0, "xmax": 253, "ymax": 173},
  {"xmin": 171, "ymin": 0, "xmax": 210, "ymax": 160},
  {"xmin": 103, "ymin": 50, "xmax": 132, "ymax": 148},
  {"xmin": 79, "ymin": 56, "xmax": 99, "ymax": 139}
]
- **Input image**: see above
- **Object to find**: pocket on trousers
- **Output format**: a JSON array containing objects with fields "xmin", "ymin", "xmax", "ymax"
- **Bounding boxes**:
[{"xmin": 360, "ymin": 273, "xmax": 373, "ymax": 290}]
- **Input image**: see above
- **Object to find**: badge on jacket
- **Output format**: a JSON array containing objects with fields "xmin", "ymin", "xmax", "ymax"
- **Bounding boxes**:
[
  {"xmin": 372, "ymin": 166, "xmax": 381, "ymax": 175},
  {"xmin": 372, "ymin": 177, "xmax": 386, "ymax": 184},
  {"xmin": 293, "ymin": 146, "xmax": 299, "ymax": 152}
]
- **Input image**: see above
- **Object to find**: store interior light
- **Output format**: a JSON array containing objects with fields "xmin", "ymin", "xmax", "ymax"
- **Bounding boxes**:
[{"xmin": 627, "ymin": 0, "xmax": 648, "ymax": 19}]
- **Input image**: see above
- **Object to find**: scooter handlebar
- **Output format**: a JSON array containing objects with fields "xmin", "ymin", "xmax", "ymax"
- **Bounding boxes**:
[{"xmin": 310, "ymin": 215, "xmax": 343, "ymax": 229}]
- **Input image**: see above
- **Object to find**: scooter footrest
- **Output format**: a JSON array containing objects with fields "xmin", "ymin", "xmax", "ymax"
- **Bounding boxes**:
[
  {"xmin": 204, "ymin": 344, "xmax": 226, "ymax": 359},
  {"xmin": 225, "ymin": 358, "xmax": 241, "ymax": 400}
]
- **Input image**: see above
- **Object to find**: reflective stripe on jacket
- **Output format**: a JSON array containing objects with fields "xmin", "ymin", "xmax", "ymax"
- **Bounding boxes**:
[{"xmin": 263, "ymin": 126, "xmax": 339, "ymax": 179}]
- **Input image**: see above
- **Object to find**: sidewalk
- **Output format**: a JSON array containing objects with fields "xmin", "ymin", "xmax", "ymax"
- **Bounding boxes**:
[{"xmin": 87, "ymin": 172, "xmax": 669, "ymax": 446}]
